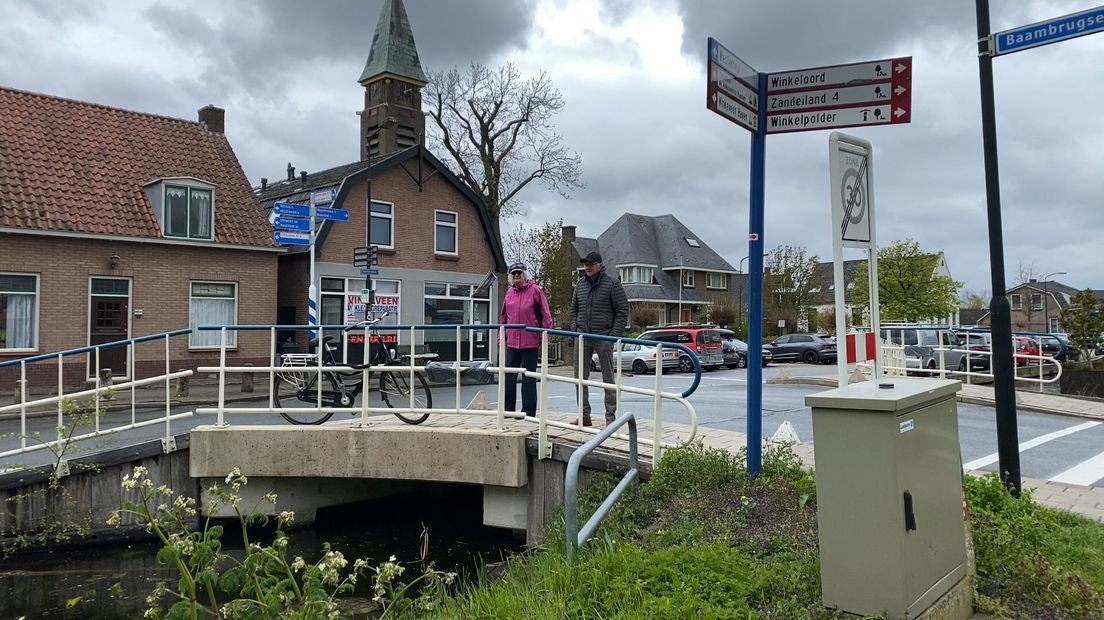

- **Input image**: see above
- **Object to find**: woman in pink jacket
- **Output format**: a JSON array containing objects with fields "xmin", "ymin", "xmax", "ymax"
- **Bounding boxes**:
[{"xmin": 499, "ymin": 262, "xmax": 554, "ymax": 416}]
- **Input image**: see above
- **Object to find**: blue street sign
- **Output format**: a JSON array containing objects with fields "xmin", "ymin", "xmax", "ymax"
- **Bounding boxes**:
[
  {"xmin": 274, "ymin": 231, "xmax": 311, "ymax": 246},
  {"xmin": 272, "ymin": 201, "xmax": 310, "ymax": 218},
  {"xmin": 360, "ymin": 268, "xmax": 379, "ymax": 275},
  {"xmin": 315, "ymin": 207, "xmax": 350, "ymax": 221},
  {"xmin": 273, "ymin": 216, "xmax": 310, "ymax": 232},
  {"xmin": 992, "ymin": 5, "xmax": 1104, "ymax": 56},
  {"xmin": 310, "ymin": 188, "xmax": 337, "ymax": 206}
]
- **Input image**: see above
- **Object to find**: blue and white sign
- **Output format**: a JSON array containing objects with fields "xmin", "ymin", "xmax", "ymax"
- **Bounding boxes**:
[
  {"xmin": 708, "ymin": 37, "xmax": 757, "ymax": 91},
  {"xmin": 992, "ymin": 5, "xmax": 1104, "ymax": 56},
  {"xmin": 360, "ymin": 268, "xmax": 379, "ymax": 275},
  {"xmin": 273, "ymin": 216, "xmax": 310, "ymax": 232},
  {"xmin": 274, "ymin": 231, "xmax": 311, "ymax": 246},
  {"xmin": 310, "ymin": 188, "xmax": 337, "ymax": 206},
  {"xmin": 315, "ymin": 207, "xmax": 350, "ymax": 221},
  {"xmin": 272, "ymin": 201, "xmax": 310, "ymax": 218}
]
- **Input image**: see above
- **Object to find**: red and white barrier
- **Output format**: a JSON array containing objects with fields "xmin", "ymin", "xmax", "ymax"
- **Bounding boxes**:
[{"xmin": 845, "ymin": 331, "xmax": 877, "ymax": 363}]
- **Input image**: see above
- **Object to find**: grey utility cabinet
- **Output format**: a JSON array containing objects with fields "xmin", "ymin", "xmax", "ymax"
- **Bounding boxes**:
[{"xmin": 805, "ymin": 378, "xmax": 968, "ymax": 619}]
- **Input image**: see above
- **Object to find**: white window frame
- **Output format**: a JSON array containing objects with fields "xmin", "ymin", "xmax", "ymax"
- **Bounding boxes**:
[
  {"xmin": 682, "ymin": 270, "xmax": 695, "ymax": 288},
  {"xmin": 707, "ymin": 273, "xmax": 726, "ymax": 289},
  {"xmin": 618, "ymin": 266, "xmax": 654, "ymax": 284},
  {"xmin": 369, "ymin": 200, "xmax": 395, "ymax": 250},
  {"xmin": 1049, "ymin": 317, "xmax": 1059, "ymax": 332},
  {"xmin": 434, "ymin": 209, "xmax": 459, "ymax": 256},
  {"xmin": 189, "ymin": 281, "xmax": 238, "ymax": 349},
  {"xmin": 0, "ymin": 272, "xmax": 39, "ymax": 353},
  {"xmin": 163, "ymin": 183, "xmax": 215, "ymax": 241},
  {"xmin": 1030, "ymin": 293, "xmax": 1043, "ymax": 311},
  {"xmin": 1010, "ymin": 293, "xmax": 1022, "ymax": 310}
]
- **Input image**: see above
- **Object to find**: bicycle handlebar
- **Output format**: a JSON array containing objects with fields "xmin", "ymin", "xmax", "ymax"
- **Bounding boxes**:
[{"xmin": 344, "ymin": 311, "xmax": 391, "ymax": 332}]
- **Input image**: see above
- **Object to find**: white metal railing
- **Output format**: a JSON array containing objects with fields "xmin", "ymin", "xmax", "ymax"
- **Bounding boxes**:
[
  {"xmin": 0, "ymin": 329, "xmax": 195, "ymax": 464},
  {"xmin": 193, "ymin": 323, "xmax": 702, "ymax": 463},
  {"xmin": 863, "ymin": 341, "xmax": 1063, "ymax": 387}
]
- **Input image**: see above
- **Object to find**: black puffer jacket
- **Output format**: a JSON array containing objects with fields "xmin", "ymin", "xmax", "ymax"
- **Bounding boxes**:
[{"xmin": 570, "ymin": 269, "xmax": 629, "ymax": 337}]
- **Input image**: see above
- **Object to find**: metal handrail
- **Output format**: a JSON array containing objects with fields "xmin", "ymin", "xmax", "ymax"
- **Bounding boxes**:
[
  {"xmin": 564, "ymin": 411, "xmax": 638, "ymax": 564},
  {"xmin": 867, "ymin": 342, "xmax": 1063, "ymax": 385}
]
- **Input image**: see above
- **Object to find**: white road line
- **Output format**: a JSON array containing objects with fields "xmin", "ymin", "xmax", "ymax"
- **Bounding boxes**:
[
  {"xmin": 962, "ymin": 421, "xmax": 1101, "ymax": 471},
  {"xmin": 1051, "ymin": 450, "xmax": 1104, "ymax": 486}
]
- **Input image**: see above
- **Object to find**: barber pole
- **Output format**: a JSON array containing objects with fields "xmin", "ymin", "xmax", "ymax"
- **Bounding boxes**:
[{"xmin": 845, "ymin": 331, "xmax": 878, "ymax": 364}]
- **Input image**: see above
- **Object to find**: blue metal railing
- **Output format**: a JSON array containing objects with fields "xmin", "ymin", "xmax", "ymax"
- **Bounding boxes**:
[{"xmin": 564, "ymin": 412, "xmax": 639, "ymax": 564}]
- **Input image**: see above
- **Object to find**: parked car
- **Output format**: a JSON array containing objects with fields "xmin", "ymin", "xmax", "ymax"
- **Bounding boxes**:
[
  {"xmin": 1013, "ymin": 335, "xmax": 1041, "ymax": 366},
  {"xmin": 1053, "ymin": 333, "xmax": 1080, "ymax": 362},
  {"xmin": 639, "ymin": 325, "xmax": 725, "ymax": 372},
  {"xmin": 591, "ymin": 342, "xmax": 680, "ymax": 374},
  {"xmin": 955, "ymin": 330, "xmax": 993, "ymax": 371},
  {"xmin": 721, "ymin": 338, "xmax": 773, "ymax": 368},
  {"xmin": 880, "ymin": 326, "xmax": 967, "ymax": 373},
  {"xmin": 766, "ymin": 333, "xmax": 837, "ymax": 364}
]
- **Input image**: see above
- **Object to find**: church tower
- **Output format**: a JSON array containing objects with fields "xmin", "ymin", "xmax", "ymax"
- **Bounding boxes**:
[{"xmin": 358, "ymin": 0, "xmax": 427, "ymax": 160}]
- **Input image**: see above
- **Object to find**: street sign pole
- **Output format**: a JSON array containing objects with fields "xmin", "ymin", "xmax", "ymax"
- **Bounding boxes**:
[
  {"xmin": 976, "ymin": 0, "xmax": 1021, "ymax": 496},
  {"xmin": 308, "ymin": 205, "xmax": 318, "ymax": 343},
  {"xmin": 745, "ymin": 71, "xmax": 767, "ymax": 476}
]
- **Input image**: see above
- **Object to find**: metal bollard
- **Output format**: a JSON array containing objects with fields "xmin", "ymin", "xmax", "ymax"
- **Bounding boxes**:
[
  {"xmin": 99, "ymin": 368, "xmax": 115, "ymax": 400},
  {"xmin": 241, "ymin": 363, "xmax": 254, "ymax": 393},
  {"xmin": 174, "ymin": 372, "xmax": 190, "ymax": 399}
]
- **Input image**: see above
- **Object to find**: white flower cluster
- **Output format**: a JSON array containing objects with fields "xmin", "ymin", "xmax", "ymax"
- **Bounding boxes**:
[
  {"xmin": 167, "ymin": 532, "xmax": 196, "ymax": 557},
  {"xmin": 318, "ymin": 550, "xmax": 348, "ymax": 586},
  {"xmin": 224, "ymin": 467, "xmax": 248, "ymax": 491},
  {"xmin": 122, "ymin": 465, "xmax": 153, "ymax": 491},
  {"xmin": 278, "ymin": 511, "xmax": 295, "ymax": 526},
  {"xmin": 373, "ymin": 556, "xmax": 406, "ymax": 602},
  {"xmin": 172, "ymin": 495, "xmax": 197, "ymax": 518}
]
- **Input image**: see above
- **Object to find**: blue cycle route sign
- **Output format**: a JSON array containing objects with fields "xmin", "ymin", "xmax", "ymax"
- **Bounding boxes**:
[
  {"xmin": 992, "ymin": 5, "xmax": 1104, "ymax": 56},
  {"xmin": 315, "ymin": 207, "xmax": 350, "ymax": 221},
  {"xmin": 273, "ymin": 216, "xmax": 310, "ymax": 232},
  {"xmin": 272, "ymin": 201, "xmax": 310, "ymax": 218},
  {"xmin": 274, "ymin": 231, "xmax": 311, "ymax": 246}
]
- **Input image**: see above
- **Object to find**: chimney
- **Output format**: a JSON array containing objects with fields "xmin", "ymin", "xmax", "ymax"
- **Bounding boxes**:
[
  {"xmin": 260, "ymin": 178, "xmax": 268, "ymax": 191},
  {"xmin": 1029, "ymin": 278, "xmax": 1038, "ymax": 283},
  {"xmin": 561, "ymin": 225, "xmax": 576, "ymax": 241},
  {"xmin": 198, "ymin": 105, "xmax": 225, "ymax": 133},
  {"xmin": 300, "ymin": 171, "xmax": 307, "ymax": 184},
  {"xmin": 287, "ymin": 163, "xmax": 295, "ymax": 181}
]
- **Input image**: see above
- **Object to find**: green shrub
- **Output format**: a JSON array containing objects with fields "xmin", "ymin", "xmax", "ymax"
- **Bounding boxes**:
[{"xmin": 967, "ymin": 473, "xmax": 1104, "ymax": 618}]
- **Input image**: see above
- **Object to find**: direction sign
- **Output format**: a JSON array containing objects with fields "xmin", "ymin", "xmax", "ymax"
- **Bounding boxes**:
[
  {"xmin": 766, "ymin": 104, "xmax": 909, "ymax": 134},
  {"xmin": 768, "ymin": 57, "xmax": 911, "ymax": 93},
  {"xmin": 274, "ymin": 231, "xmax": 311, "ymax": 246},
  {"xmin": 708, "ymin": 89, "xmax": 759, "ymax": 133},
  {"xmin": 272, "ymin": 201, "xmax": 310, "ymax": 218},
  {"xmin": 310, "ymin": 188, "xmax": 337, "ymax": 206},
  {"xmin": 360, "ymin": 268, "xmax": 379, "ymax": 276},
  {"xmin": 708, "ymin": 37, "xmax": 757, "ymax": 91},
  {"xmin": 710, "ymin": 64, "xmax": 758, "ymax": 112},
  {"xmin": 767, "ymin": 82, "xmax": 908, "ymax": 114},
  {"xmin": 315, "ymin": 207, "xmax": 349, "ymax": 221},
  {"xmin": 992, "ymin": 5, "xmax": 1104, "ymax": 56},
  {"xmin": 273, "ymin": 216, "xmax": 310, "ymax": 232}
]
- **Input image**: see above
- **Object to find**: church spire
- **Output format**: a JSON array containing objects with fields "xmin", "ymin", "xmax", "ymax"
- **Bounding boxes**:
[
  {"xmin": 358, "ymin": 0, "xmax": 427, "ymax": 161},
  {"xmin": 358, "ymin": 0, "xmax": 427, "ymax": 86}
]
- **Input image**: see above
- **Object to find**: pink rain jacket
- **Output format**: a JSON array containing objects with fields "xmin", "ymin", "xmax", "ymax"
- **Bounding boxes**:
[{"xmin": 499, "ymin": 280, "xmax": 553, "ymax": 349}]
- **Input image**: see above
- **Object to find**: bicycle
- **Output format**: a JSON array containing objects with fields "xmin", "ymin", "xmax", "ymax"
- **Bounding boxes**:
[{"xmin": 273, "ymin": 313, "xmax": 433, "ymax": 425}]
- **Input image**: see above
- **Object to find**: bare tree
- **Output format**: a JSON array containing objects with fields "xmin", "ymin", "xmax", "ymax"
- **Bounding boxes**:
[
  {"xmin": 629, "ymin": 302, "xmax": 664, "ymax": 332},
  {"xmin": 503, "ymin": 219, "xmax": 576, "ymax": 327},
  {"xmin": 707, "ymin": 293, "xmax": 739, "ymax": 329},
  {"xmin": 961, "ymin": 289, "xmax": 990, "ymax": 310},
  {"xmin": 763, "ymin": 245, "xmax": 820, "ymax": 333},
  {"xmin": 424, "ymin": 63, "xmax": 584, "ymax": 237}
]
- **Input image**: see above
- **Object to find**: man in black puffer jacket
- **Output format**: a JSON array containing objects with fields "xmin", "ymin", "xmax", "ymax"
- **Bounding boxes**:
[{"xmin": 569, "ymin": 251, "xmax": 629, "ymax": 426}]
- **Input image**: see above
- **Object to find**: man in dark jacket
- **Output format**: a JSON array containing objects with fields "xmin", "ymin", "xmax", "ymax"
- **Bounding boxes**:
[{"xmin": 569, "ymin": 251, "xmax": 629, "ymax": 426}]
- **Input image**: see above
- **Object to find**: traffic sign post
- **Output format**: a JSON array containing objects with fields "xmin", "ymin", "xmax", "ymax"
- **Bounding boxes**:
[
  {"xmin": 273, "ymin": 216, "xmax": 310, "ymax": 232},
  {"xmin": 272, "ymin": 201, "xmax": 310, "ymax": 218},
  {"xmin": 315, "ymin": 207, "xmax": 350, "ymax": 221},
  {"xmin": 273, "ymin": 231, "xmax": 311, "ymax": 246},
  {"xmin": 353, "ymin": 245, "xmax": 378, "ymax": 267},
  {"xmin": 705, "ymin": 37, "xmax": 914, "ymax": 476}
]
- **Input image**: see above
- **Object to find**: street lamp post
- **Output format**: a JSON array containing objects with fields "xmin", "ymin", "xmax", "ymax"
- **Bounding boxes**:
[
  {"xmin": 737, "ymin": 255, "xmax": 749, "ymax": 337},
  {"xmin": 1041, "ymin": 271, "xmax": 1066, "ymax": 333}
]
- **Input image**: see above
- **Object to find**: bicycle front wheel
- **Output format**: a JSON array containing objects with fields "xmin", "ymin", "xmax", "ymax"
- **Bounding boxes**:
[
  {"xmin": 275, "ymin": 371, "xmax": 339, "ymax": 425},
  {"xmin": 379, "ymin": 371, "xmax": 431, "ymax": 424}
]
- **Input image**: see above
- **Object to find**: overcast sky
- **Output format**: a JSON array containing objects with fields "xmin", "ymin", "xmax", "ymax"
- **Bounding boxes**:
[{"xmin": 3, "ymin": 0, "xmax": 1102, "ymax": 296}]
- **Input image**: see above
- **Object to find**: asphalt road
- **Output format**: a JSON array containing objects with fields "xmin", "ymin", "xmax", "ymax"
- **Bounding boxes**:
[{"xmin": 2, "ymin": 363, "xmax": 1102, "ymax": 487}]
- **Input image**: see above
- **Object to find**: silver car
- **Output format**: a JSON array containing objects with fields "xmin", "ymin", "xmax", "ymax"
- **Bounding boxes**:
[{"xmin": 591, "ymin": 342, "xmax": 680, "ymax": 374}]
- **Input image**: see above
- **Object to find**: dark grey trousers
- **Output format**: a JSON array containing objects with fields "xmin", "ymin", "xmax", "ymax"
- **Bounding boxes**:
[{"xmin": 575, "ymin": 339, "xmax": 616, "ymax": 417}]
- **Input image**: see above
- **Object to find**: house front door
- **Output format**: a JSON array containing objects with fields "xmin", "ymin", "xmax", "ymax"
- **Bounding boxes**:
[{"xmin": 88, "ymin": 278, "xmax": 131, "ymax": 380}]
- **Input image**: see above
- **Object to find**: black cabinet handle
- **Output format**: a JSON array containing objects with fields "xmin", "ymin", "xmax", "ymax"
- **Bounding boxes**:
[{"xmin": 904, "ymin": 491, "xmax": 917, "ymax": 531}]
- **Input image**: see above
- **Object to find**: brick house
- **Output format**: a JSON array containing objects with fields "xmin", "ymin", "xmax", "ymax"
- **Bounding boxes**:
[
  {"xmin": 564, "ymin": 214, "xmax": 739, "ymax": 328},
  {"xmin": 257, "ymin": 0, "xmax": 505, "ymax": 363},
  {"xmin": 0, "ymin": 86, "xmax": 279, "ymax": 385},
  {"xmin": 973, "ymin": 279, "xmax": 1104, "ymax": 332}
]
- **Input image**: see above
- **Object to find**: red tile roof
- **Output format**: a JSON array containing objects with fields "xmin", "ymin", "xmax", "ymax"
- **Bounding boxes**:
[{"xmin": 0, "ymin": 86, "xmax": 275, "ymax": 247}]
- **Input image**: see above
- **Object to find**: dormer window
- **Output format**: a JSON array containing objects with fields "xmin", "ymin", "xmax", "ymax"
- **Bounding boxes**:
[
  {"xmin": 165, "ymin": 185, "xmax": 213, "ymax": 240},
  {"xmin": 147, "ymin": 178, "xmax": 216, "ymax": 241}
]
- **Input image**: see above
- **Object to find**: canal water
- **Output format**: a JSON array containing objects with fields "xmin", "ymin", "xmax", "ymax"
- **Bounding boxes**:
[{"xmin": 0, "ymin": 484, "xmax": 522, "ymax": 618}]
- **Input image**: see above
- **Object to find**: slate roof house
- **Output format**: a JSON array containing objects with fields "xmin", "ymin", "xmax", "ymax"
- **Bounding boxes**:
[
  {"xmin": 257, "ymin": 0, "xmax": 505, "ymax": 363},
  {"xmin": 973, "ymin": 279, "xmax": 1104, "ymax": 332},
  {"xmin": 0, "ymin": 86, "xmax": 279, "ymax": 384},
  {"xmin": 564, "ymin": 214, "xmax": 738, "ymax": 327}
]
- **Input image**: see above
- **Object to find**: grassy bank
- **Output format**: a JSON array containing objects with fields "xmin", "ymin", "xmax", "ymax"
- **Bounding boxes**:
[{"xmin": 401, "ymin": 444, "xmax": 1104, "ymax": 619}]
